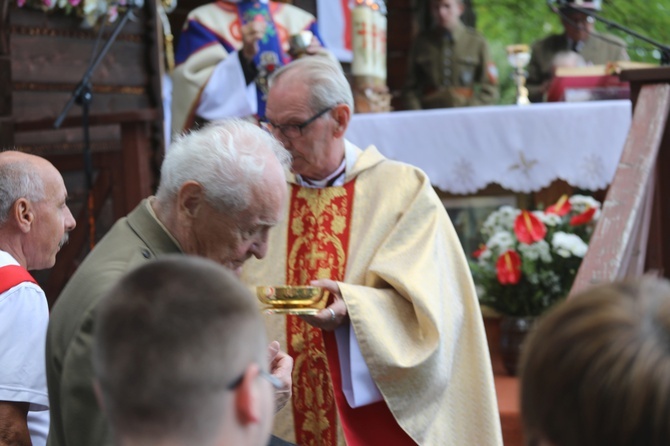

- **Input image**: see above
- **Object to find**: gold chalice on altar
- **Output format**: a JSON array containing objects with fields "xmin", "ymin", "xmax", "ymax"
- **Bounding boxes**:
[
  {"xmin": 257, "ymin": 285, "xmax": 327, "ymax": 315},
  {"xmin": 507, "ymin": 44, "xmax": 531, "ymax": 105}
]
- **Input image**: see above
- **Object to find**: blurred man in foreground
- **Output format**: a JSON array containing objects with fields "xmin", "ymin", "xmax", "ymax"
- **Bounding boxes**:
[
  {"xmin": 93, "ymin": 256, "xmax": 278, "ymax": 446},
  {"xmin": 521, "ymin": 276, "xmax": 670, "ymax": 446}
]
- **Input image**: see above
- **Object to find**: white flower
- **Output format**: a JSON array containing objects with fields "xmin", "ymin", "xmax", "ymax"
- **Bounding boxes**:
[
  {"xmin": 519, "ymin": 239, "xmax": 552, "ymax": 263},
  {"xmin": 486, "ymin": 231, "xmax": 515, "ymax": 253},
  {"xmin": 570, "ymin": 195, "xmax": 601, "ymax": 215},
  {"xmin": 552, "ymin": 232, "xmax": 588, "ymax": 258},
  {"xmin": 482, "ymin": 206, "xmax": 519, "ymax": 238},
  {"xmin": 533, "ymin": 210, "xmax": 562, "ymax": 227}
]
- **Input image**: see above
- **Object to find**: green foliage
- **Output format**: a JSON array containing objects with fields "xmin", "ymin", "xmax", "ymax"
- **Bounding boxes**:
[{"xmin": 475, "ymin": 0, "xmax": 670, "ymax": 104}]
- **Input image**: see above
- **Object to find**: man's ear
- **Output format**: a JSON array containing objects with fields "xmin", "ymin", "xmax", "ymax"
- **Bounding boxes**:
[
  {"xmin": 14, "ymin": 198, "xmax": 33, "ymax": 234},
  {"xmin": 332, "ymin": 104, "xmax": 351, "ymax": 139},
  {"xmin": 177, "ymin": 181, "xmax": 205, "ymax": 219},
  {"xmin": 234, "ymin": 364, "xmax": 263, "ymax": 425}
]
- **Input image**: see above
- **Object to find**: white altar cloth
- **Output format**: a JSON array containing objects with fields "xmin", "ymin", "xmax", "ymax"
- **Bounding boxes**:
[{"xmin": 346, "ymin": 100, "xmax": 632, "ymax": 194}]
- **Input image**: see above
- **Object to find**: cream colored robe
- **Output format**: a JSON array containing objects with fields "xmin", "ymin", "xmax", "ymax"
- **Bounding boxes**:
[{"xmin": 243, "ymin": 145, "xmax": 502, "ymax": 445}]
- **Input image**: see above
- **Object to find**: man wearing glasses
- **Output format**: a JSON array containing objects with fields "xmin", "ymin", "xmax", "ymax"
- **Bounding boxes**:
[
  {"xmin": 244, "ymin": 52, "xmax": 502, "ymax": 445},
  {"xmin": 526, "ymin": 0, "xmax": 629, "ymax": 102},
  {"xmin": 93, "ymin": 256, "xmax": 282, "ymax": 446}
]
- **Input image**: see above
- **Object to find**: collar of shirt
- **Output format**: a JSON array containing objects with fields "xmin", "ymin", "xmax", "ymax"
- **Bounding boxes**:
[
  {"xmin": 147, "ymin": 197, "xmax": 184, "ymax": 251},
  {"xmin": 0, "ymin": 250, "xmax": 19, "ymax": 267},
  {"xmin": 295, "ymin": 141, "xmax": 360, "ymax": 189}
]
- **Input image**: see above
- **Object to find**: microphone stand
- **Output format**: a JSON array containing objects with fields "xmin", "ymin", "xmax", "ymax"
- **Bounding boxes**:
[
  {"xmin": 564, "ymin": 4, "xmax": 670, "ymax": 65},
  {"xmin": 53, "ymin": 6, "xmax": 138, "ymax": 249}
]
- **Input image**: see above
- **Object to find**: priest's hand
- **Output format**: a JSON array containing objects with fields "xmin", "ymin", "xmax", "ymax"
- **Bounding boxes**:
[
  {"xmin": 267, "ymin": 340, "xmax": 293, "ymax": 412},
  {"xmin": 300, "ymin": 279, "xmax": 348, "ymax": 331},
  {"xmin": 241, "ymin": 19, "xmax": 267, "ymax": 61}
]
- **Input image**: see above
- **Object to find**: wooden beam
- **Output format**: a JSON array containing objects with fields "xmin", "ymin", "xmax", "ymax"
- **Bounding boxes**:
[{"xmin": 570, "ymin": 83, "xmax": 670, "ymax": 295}]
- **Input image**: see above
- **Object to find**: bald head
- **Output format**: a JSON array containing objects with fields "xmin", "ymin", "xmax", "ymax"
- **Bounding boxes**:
[{"xmin": 0, "ymin": 151, "xmax": 76, "ymax": 270}]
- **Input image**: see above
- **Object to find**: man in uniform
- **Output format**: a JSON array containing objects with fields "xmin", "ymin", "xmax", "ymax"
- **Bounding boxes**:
[
  {"xmin": 46, "ymin": 120, "xmax": 294, "ymax": 446},
  {"xmin": 244, "ymin": 53, "xmax": 502, "ymax": 445},
  {"xmin": 526, "ymin": 0, "xmax": 629, "ymax": 102},
  {"xmin": 403, "ymin": 0, "xmax": 498, "ymax": 109},
  {"xmin": 171, "ymin": 0, "xmax": 322, "ymax": 134}
]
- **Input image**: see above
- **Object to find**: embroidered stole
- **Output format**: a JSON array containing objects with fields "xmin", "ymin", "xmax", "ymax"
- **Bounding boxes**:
[{"xmin": 285, "ymin": 181, "xmax": 355, "ymax": 445}]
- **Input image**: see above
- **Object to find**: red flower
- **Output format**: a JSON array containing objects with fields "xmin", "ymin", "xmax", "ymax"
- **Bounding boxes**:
[
  {"xmin": 496, "ymin": 250, "xmax": 522, "ymax": 285},
  {"xmin": 514, "ymin": 210, "xmax": 547, "ymax": 244},
  {"xmin": 546, "ymin": 194, "xmax": 571, "ymax": 216},
  {"xmin": 570, "ymin": 207, "xmax": 596, "ymax": 226},
  {"xmin": 472, "ymin": 244, "xmax": 487, "ymax": 259}
]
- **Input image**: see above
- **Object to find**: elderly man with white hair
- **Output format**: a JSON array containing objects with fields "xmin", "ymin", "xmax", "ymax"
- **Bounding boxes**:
[{"xmin": 46, "ymin": 119, "xmax": 294, "ymax": 446}]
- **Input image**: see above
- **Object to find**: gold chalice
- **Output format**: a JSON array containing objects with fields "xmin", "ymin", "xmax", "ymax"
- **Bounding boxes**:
[
  {"xmin": 507, "ymin": 44, "xmax": 531, "ymax": 105},
  {"xmin": 257, "ymin": 285, "xmax": 327, "ymax": 315}
]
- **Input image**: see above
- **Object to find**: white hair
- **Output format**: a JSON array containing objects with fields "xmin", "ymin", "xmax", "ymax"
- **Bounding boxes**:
[
  {"xmin": 0, "ymin": 157, "xmax": 45, "ymax": 224},
  {"xmin": 156, "ymin": 119, "xmax": 290, "ymax": 214},
  {"xmin": 269, "ymin": 50, "xmax": 355, "ymax": 113}
]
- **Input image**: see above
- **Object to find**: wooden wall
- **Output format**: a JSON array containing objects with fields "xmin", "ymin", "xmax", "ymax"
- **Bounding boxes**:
[{"xmin": 1, "ymin": 0, "xmax": 164, "ymax": 303}]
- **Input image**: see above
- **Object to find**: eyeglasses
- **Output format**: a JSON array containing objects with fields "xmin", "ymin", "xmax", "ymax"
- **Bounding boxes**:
[
  {"xmin": 227, "ymin": 368, "xmax": 283, "ymax": 391},
  {"xmin": 260, "ymin": 106, "xmax": 334, "ymax": 139}
]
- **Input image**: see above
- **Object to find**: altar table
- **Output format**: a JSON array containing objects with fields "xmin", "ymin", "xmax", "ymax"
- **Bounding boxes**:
[{"xmin": 347, "ymin": 101, "xmax": 632, "ymax": 194}]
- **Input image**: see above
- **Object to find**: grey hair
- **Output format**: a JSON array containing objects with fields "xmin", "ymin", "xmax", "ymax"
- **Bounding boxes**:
[
  {"xmin": 0, "ymin": 157, "xmax": 45, "ymax": 224},
  {"xmin": 269, "ymin": 50, "xmax": 354, "ymax": 113},
  {"xmin": 156, "ymin": 119, "xmax": 290, "ymax": 214},
  {"xmin": 93, "ymin": 256, "xmax": 267, "ymax": 445}
]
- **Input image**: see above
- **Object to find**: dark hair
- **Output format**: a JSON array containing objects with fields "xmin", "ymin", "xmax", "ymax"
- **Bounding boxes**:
[
  {"xmin": 520, "ymin": 276, "xmax": 670, "ymax": 446},
  {"xmin": 93, "ymin": 255, "xmax": 267, "ymax": 444}
]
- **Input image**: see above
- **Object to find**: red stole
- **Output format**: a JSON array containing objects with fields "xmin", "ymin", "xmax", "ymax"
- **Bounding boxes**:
[
  {"xmin": 0, "ymin": 265, "xmax": 37, "ymax": 293},
  {"xmin": 285, "ymin": 182, "xmax": 415, "ymax": 446}
]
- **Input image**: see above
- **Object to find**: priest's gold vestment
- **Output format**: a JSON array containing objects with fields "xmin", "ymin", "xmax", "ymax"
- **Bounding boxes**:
[{"xmin": 243, "ymin": 144, "xmax": 502, "ymax": 445}]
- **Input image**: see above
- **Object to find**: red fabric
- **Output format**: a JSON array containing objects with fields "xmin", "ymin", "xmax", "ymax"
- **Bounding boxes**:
[
  {"xmin": 323, "ymin": 330, "xmax": 417, "ymax": 445},
  {"xmin": 285, "ymin": 180, "xmax": 415, "ymax": 445},
  {"xmin": 0, "ymin": 265, "xmax": 37, "ymax": 293}
]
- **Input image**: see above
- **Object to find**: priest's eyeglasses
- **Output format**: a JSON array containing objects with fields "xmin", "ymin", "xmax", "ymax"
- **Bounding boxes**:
[
  {"xmin": 227, "ymin": 367, "xmax": 284, "ymax": 390},
  {"xmin": 260, "ymin": 106, "xmax": 334, "ymax": 139}
]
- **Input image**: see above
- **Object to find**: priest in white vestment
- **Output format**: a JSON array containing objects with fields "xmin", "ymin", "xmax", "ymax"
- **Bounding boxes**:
[
  {"xmin": 171, "ymin": 0, "xmax": 321, "ymax": 135},
  {"xmin": 242, "ymin": 52, "xmax": 503, "ymax": 446}
]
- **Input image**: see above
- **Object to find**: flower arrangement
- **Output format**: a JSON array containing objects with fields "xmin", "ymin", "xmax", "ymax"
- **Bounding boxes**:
[
  {"xmin": 470, "ymin": 194, "xmax": 601, "ymax": 317},
  {"xmin": 16, "ymin": 0, "xmax": 134, "ymax": 27}
]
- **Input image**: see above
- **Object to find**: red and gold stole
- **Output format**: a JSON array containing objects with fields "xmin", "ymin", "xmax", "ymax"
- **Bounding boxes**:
[{"xmin": 285, "ymin": 180, "xmax": 356, "ymax": 446}]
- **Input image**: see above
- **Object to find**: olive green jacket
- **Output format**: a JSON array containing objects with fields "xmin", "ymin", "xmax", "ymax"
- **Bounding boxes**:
[
  {"xmin": 402, "ymin": 22, "xmax": 499, "ymax": 109},
  {"xmin": 46, "ymin": 200, "xmax": 181, "ymax": 446}
]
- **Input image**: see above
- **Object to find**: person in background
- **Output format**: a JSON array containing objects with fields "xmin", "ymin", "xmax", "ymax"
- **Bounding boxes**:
[
  {"xmin": 93, "ymin": 256, "xmax": 278, "ymax": 446},
  {"xmin": 403, "ymin": 0, "xmax": 499, "ymax": 109},
  {"xmin": 244, "ymin": 52, "xmax": 502, "ymax": 445},
  {"xmin": 521, "ymin": 276, "xmax": 670, "ymax": 446},
  {"xmin": 0, "ymin": 151, "xmax": 76, "ymax": 446},
  {"xmin": 46, "ymin": 120, "xmax": 294, "ymax": 446},
  {"xmin": 526, "ymin": 0, "xmax": 628, "ymax": 102},
  {"xmin": 171, "ymin": 0, "xmax": 322, "ymax": 135}
]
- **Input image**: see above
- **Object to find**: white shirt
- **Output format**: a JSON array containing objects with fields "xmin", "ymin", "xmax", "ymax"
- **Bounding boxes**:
[{"xmin": 0, "ymin": 250, "xmax": 50, "ymax": 446}]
